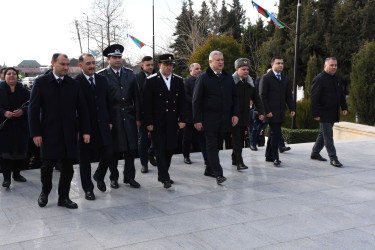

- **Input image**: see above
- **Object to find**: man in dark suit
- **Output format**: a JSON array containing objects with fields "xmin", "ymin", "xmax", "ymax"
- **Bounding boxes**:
[
  {"xmin": 182, "ymin": 63, "xmax": 202, "ymax": 165},
  {"xmin": 98, "ymin": 44, "xmax": 141, "ymax": 189},
  {"xmin": 143, "ymin": 54, "xmax": 186, "ymax": 189},
  {"xmin": 260, "ymin": 56, "xmax": 295, "ymax": 167},
  {"xmin": 310, "ymin": 57, "xmax": 348, "ymax": 167},
  {"xmin": 135, "ymin": 56, "xmax": 156, "ymax": 173},
  {"xmin": 193, "ymin": 51, "xmax": 239, "ymax": 185},
  {"xmin": 29, "ymin": 53, "xmax": 90, "ymax": 209},
  {"xmin": 75, "ymin": 53, "xmax": 113, "ymax": 200}
]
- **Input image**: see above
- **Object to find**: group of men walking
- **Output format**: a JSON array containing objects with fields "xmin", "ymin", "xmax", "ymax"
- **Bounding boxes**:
[{"xmin": 21, "ymin": 42, "xmax": 348, "ymax": 209}]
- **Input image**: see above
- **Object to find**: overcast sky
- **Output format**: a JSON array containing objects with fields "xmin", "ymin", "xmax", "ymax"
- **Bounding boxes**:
[{"xmin": 0, "ymin": 0, "xmax": 279, "ymax": 67}]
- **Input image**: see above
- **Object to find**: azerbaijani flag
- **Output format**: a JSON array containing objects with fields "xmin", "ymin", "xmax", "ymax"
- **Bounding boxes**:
[
  {"xmin": 88, "ymin": 48, "xmax": 99, "ymax": 57},
  {"xmin": 128, "ymin": 34, "xmax": 145, "ymax": 48},
  {"xmin": 252, "ymin": 1, "xmax": 284, "ymax": 29}
]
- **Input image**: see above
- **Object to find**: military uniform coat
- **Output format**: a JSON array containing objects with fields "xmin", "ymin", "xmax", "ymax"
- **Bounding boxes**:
[
  {"xmin": 99, "ymin": 67, "xmax": 141, "ymax": 152},
  {"xmin": 143, "ymin": 72, "xmax": 186, "ymax": 150},
  {"xmin": 28, "ymin": 71, "xmax": 90, "ymax": 159},
  {"xmin": 74, "ymin": 73, "xmax": 113, "ymax": 148},
  {"xmin": 259, "ymin": 70, "xmax": 295, "ymax": 123}
]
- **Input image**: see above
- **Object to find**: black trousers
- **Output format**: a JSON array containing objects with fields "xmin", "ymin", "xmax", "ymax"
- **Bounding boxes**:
[
  {"xmin": 265, "ymin": 122, "xmax": 282, "ymax": 160},
  {"xmin": 108, "ymin": 150, "xmax": 136, "ymax": 181},
  {"xmin": 41, "ymin": 158, "xmax": 74, "ymax": 200},
  {"xmin": 1, "ymin": 158, "xmax": 24, "ymax": 180},
  {"xmin": 182, "ymin": 123, "xmax": 200, "ymax": 158},
  {"xmin": 155, "ymin": 147, "xmax": 174, "ymax": 182},
  {"xmin": 205, "ymin": 131, "xmax": 224, "ymax": 177},
  {"xmin": 79, "ymin": 145, "xmax": 112, "ymax": 192},
  {"xmin": 231, "ymin": 125, "xmax": 247, "ymax": 165}
]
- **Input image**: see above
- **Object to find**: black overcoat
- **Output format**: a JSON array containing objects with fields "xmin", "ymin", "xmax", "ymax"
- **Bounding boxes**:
[
  {"xmin": 311, "ymin": 71, "xmax": 348, "ymax": 123},
  {"xmin": 99, "ymin": 67, "xmax": 141, "ymax": 152},
  {"xmin": 0, "ymin": 82, "xmax": 30, "ymax": 154},
  {"xmin": 28, "ymin": 71, "xmax": 90, "ymax": 159},
  {"xmin": 75, "ymin": 73, "xmax": 113, "ymax": 148},
  {"xmin": 259, "ymin": 70, "xmax": 295, "ymax": 123},
  {"xmin": 143, "ymin": 72, "xmax": 186, "ymax": 150},
  {"xmin": 192, "ymin": 67, "xmax": 239, "ymax": 132},
  {"xmin": 183, "ymin": 75, "xmax": 196, "ymax": 124}
]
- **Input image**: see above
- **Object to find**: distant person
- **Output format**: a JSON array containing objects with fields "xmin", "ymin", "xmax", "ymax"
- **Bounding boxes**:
[
  {"xmin": 99, "ymin": 44, "xmax": 141, "ymax": 189},
  {"xmin": 182, "ymin": 63, "xmax": 202, "ymax": 165},
  {"xmin": 29, "ymin": 53, "xmax": 90, "ymax": 209},
  {"xmin": 143, "ymin": 54, "xmax": 186, "ymax": 189},
  {"xmin": 310, "ymin": 57, "xmax": 348, "ymax": 167},
  {"xmin": 135, "ymin": 56, "xmax": 156, "ymax": 173},
  {"xmin": 231, "ymin": 58, "xmax": 264, "ymax": 170},
  {"xmin": 193, "ymin": 51, "xmax": 239, "ymax": 185},
  {"xmin": 260, "ymin": 56, "xmax": 295, "ymax": 166},
  {"xmin": 0, "ymin": 67, "xmax": 6, "ymax": 81},
  {"xmin": 75, "ymin": 53, "xmax": 113, "ymax": 200},
  {"xmin": 0, "ymin": 67, "xmax": 30, "ymax": 188}
]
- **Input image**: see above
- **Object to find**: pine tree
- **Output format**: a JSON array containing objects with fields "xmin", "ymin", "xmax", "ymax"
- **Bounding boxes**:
[{"xmin": 304, "ymin": 54, "xmax": 321, "ymax": 99}]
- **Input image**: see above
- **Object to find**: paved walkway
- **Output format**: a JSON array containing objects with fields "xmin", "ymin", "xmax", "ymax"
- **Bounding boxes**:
[{"xmin": 1, "ymin": 138, "xmax": 375, "ymax": 249}]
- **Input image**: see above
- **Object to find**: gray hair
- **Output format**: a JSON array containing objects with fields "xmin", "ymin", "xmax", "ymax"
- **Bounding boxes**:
[
  {"xmin": 189, "ymin": 63, "xmax": 196, "ymax": 71},
  {"xmin": 209, "ymin": 51, "xmax": 223, "ymax": 61},
  {"xmin": 325, "ymin": 57, "xmax": 337, "ymax": 64}
]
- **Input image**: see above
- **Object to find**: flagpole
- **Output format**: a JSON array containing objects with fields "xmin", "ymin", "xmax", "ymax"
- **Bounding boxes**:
[
  {"xmin": 291, "ymin": 0, "xmax": 302, "ymax": 129},
  {"xmin": 152, "ymin": 0, "xmax": 155, "ymax": 59}
]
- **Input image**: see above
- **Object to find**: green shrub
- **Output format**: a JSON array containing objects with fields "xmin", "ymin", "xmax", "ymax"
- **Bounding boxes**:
[
  {"xmin": 283, "ymin": 98, "xmax": 319, "ymax": 129},
  {"xmin": 281, "ymin": 127, "xmax": 320, "ymax": 144}
]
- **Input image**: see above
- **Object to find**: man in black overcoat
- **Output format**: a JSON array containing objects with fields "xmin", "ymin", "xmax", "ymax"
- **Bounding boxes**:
[
  {"xmin": 135, "ymin": 56, "xmax": 156, "ymax": 173},
  {"xmin": 310, "ymin": 57, "xmax": 348, "ymax": 167},
  {"xmin": 29, "ymin": 53, "xmax": 90, "ymax": 209},
  {"xmin": 98, "ymin": 44, "xmax": 141, "ymax": 189},
  {"xmin": 259, "ymin": 56, "xmax": 295, "ymax": 167},
  {"xmin": 143, "ymin": 54, "xmax": 186, "ymax": 189},
  {"xmin": 193, "ymin": 51, "xmax": 239, "ymax": 185},
  {"xmin": 75, "ymin": 53, "xmax": 113, "ymax": 200}
]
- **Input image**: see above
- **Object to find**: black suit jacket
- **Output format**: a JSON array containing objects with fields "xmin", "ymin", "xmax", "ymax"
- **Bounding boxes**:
[
  {"xmin": 183, "ymin": 75, "xmax": 196, "ymax": 124},
  {"xmin": 259, "ymin": 70, "xmax": 295, "ymax": 123},
  {"xmin": 74, "ymin": 73, "xmax": 113, "ymax": 148},
  {"xmin": 28, "ymin": 71, "xmax": 90, "ymax": 159},
  {"xmin": 143, "ymin": 72, "xmax": 186, "ymax": 150}
]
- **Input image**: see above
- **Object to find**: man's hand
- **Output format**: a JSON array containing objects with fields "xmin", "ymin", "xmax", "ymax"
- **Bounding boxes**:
[
  {"xmin": 83, "ymin": 134, "xmax": 90, "ymax": 144},
  {"xmin": 147, "ymin": 125, "xmax": 154, "ymax": 131},
  {"xmin": 4, "ymin": 111, "xmax": 13, "ymax": 119},
  {"xmin": 343, "ymin": 110, "xmax": 348, "ymax": 116},
  {"xmin": 194, "ymin": 122, "xmax": 203, "ymax": 131},
  {"xmin": 232, "ymin": 116, "xmax": 239, "ymax": 127},
  {"xmin": 33, "ymin": 136, "xmax": 42, "ymax": 147},
  {"xmin": 12, "ymin": 109, "xmax": 23, "ymax": 117},
  {"xmin": 109, "ymin": 124, "xmax": 113, "ymax": 130},
  {"xmin": 314, "ymin": 117, "xmax": 320, "ymax": 121},
  {"xmin": 178, "ymin": 122, "xmax": 186, "ymax": 129},
  {"xmin": 259, "ymin": 115, "xmax": 264, "ymax": 121},
  {"xmin": 136, "ymin": 121, "xmax": 141, "ymax": 128},
  {"xmin": 266, "ymin": 112, "xmax": 273, "ymax": 118},
  {"xmin": 290, "ymin": 111, "xmax": 295, "ymax": 117}
]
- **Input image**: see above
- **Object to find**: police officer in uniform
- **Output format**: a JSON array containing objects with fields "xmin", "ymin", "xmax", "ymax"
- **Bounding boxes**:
[
  {"xmin": 98, "ymin": 44, "xmax": 141, "ymax": 189},
  {"xmin": 143, "ymin": 54, "xmax": 186, "ymax": 189}
]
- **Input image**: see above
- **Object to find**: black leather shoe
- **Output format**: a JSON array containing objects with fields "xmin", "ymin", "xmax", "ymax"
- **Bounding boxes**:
[
  {"xmin": 279, "ymin": 146, "xmax": 291, "ymax": 153},
  {"xmin": 330, "ymin": 160, "xmax": 343, "ymax": 168},
  {"xmin": 13, "ymin": 175, "xmax": 27, "ymax": 182},
  {"xmin": 141, "ymin": 165, "xmax": 148, "ymax": 173},
  {"xmin": 265, "ymin": 157, "xmax": 274, "ymax": 162},
  {"xmin": 58, "ymin": 198, "xmax": 78, "ymax": 209},
  {"xmin": 216, "ymin": 176, "xmax": 227, "ymax": 184},
  {"xmin": 110, "ymin": 180, "xmax": 119, "ymax": 189},
  {"xmin": 237, "ymin": 163, "xmax": 249, "ymax": 171},
  {"xmin": 158, "ymin": 178, "xmax": 174, "ymax": 184},
  {"xmin": 124, "ymin": 179, "xmax": 141, "ymax": 188},
  {"xmin": 148, "ymin": 154, "xmax": 157, "ymax": 166},
  {"xmin": 250, "ymin": 145, "xmax": 258, "ymax": 151},
  {"xmin": 311, "ymin": 153, "xmax": 327, "ymax": 161},
  {"xmin": 273, "ymin": 159, "xmax": 282, "ymax": 166},
  {"xmin": 93, "ymin": 175, "xmax": 106, "ymax": 192},
  {"xmin": 85, "ymin": 191, "xmax": 95, "ymax": 200},
  {"xmin": 184, "ymin": 157, "xmax": 192, "ymax": 164},
  {"xmin": 204, "ymin": 170, "xmax": 216, "ymax": 178},
  {"xmin": 38, "ymin": 192, "xmax": 48, "ymax": 207},
  {"xmin": 2, "ymin": 180, "xmax": 11, "ymax": 188},
  {"xmin": 163, "ymin": 180, "xmax": 172, "ymax": 189}
]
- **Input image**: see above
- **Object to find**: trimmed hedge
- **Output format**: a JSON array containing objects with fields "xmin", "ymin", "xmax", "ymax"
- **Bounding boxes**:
[{"xmin": 281, "ymin": 127, "xmax": 320, "ymax": 144}]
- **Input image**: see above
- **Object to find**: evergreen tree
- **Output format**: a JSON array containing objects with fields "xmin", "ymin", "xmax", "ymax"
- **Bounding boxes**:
[{"xmin": 304, "ymin": 54, "xmax": 321, "ymax": 99}]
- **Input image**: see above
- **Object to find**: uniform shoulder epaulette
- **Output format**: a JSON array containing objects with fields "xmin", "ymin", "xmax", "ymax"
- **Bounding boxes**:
[
  {"xmin": 96, "ymin": 68, "xmax": 107, "ymax": 75},
  {"xmin": 147, "ymin": 73, "xmax": 158, "ymax": 79},
  {"xmin": 123, "ymin": 67, "xmax": 133, "ymax": 72},
  {"xmin": 172, "ymin": 73, "xmax": 183, "ymax": 79}
]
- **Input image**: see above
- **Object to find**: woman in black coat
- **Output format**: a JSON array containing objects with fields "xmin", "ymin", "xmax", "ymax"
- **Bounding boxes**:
[{"xmin": 0, "ymin": 68, "xmax": 30, "ymax": 188}]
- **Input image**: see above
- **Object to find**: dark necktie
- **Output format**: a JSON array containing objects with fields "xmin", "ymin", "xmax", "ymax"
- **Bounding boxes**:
[
  {"xmin": 57, "ymin": 78, "xmax": 62, "ymax": 84},
  {"xmin": 166, "ymin": 77, "xmax": 168, "ymax": 81},
  {"xmin": 116, "ymin": 71, "xmax": 120, "ymax": 77},
  {"xmin": 89, "ymin": 77, "xmax": 95, "ymax": 90},
  {"xmin": 277, "ymin": 74, "xmax": 281, "ymax": 81}
]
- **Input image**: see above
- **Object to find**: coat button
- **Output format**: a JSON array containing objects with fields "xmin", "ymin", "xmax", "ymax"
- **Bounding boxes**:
[
  {"xmin": 123, "ymin": 118, "xmax": 126, "ymax": 121},
  {"xmin": 122, "ymin": 97, "xmax": 125, "ymax": 100},
  {"xmin": 166, "ymin": 109, "xmax": 168, "ymax": 112},
  {"xmin": 122, "ymin": 108, "xmax": 124, "ymax": 111},
  {"xmin": 160, "ymin": 94, "xmax": 162, "ymax": 96},
  {"xmin": 173, "ymin": 110, "xmax": 175, "ymax": 112},
  {"xmin": 176, "ymin": 94, "xmax": 178, "ymax": 96},
  {"xmin": 173, "ymin": 101, "xmax": 175, "ymax": 103},
  {"xmin": 121, "ymin": 87, "xmax": 123, "ymax": 89},
  {"xmin": 166, "ymin": 101, "xmax": 168, "ymax": 103}
]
